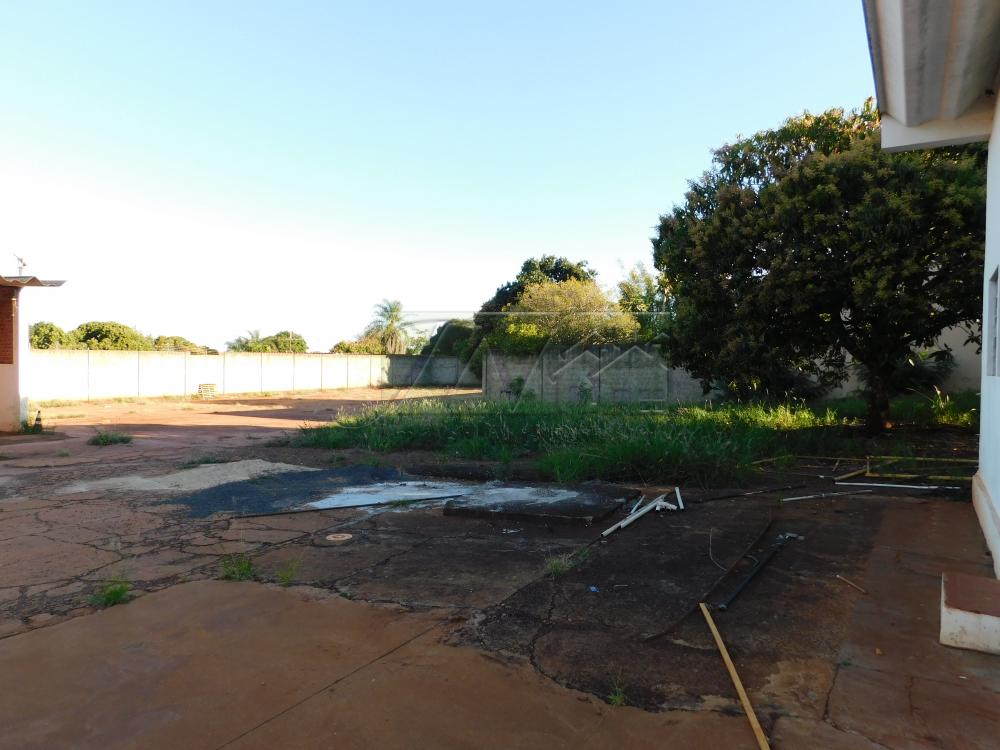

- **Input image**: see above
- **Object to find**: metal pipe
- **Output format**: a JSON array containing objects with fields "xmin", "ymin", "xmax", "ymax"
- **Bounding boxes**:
[
  {"xmin": 780, "ymin": 490, "xmax": 872, "ymax": 503},
  {"xmin": 836, "ymin": 481, "xmax": 961, "ymax": 491},
  {"xmin": 716, "ymin": 533, "xmax": 802, "ymax": 611}
]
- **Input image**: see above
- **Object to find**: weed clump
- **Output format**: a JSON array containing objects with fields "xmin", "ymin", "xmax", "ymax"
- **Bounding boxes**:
[
  {"xmin": 181, "ymin": 455, "xmax": 228, "ymax": 469},
  {"xmin": 90, "ymin": 578, "xmax": 131, "ymax": 608},
  {"xmin": 220, "ymin": 554, "xmax": 256, "ymax": 581},
  {"xmin": 88, "ymin": 430, "xmax": 133, "ymax": 446},
  {"xmin": 276, "ymin": 559, "xmax": 300, "ymax": 587},
  {"xmin": 545, "ymin": 554, "xmax": 572, "ymax": 577},
  {"xmin": 607, "ymin": 672, "xmax": 627, "ymax": 707}
]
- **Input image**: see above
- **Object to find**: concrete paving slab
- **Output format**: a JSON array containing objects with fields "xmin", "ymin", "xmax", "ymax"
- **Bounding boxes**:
[
  {"xmin": 829, "ymin": 664, "xmax": 1000, "ymax": 750},
  {"xmin": 0, "ymin": 535, "xmax": 119, "ymax": 587},
  {"xmin": 772, "ymin": 716, "xmax": 886, "ymax": 749},
  {"xmin": 0, "ymin": 581, "xmax": 438, "ymax": 750},
  {"xmin": 0, "ymin": 580, "xmax": 756, "ymax": 750}
]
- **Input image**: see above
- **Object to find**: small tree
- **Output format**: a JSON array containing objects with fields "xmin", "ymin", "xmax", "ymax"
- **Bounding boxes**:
[
  {"xmin": 29, "ymin": 321, "xmax": 67, "ymax": 349},
  {"xmin": 263, "ymin": 331, "xmax": 308, "ymax": 353},
  {"xmin": 364, "ymin": 299, "xmax": 407, "ymax": 354},
  {"xmin": 331, "ymin": 336, "xmax": 383, "ymax": 354},
  {"xmin": 227, "ymin": 330, "xmax": 270, "ymax": 352},
  {"xmin": 617, "ymin": 264, "xmax": 671, "ymax": 340},
  {"xmin": 153, "ymin": 335, "xmax": 215, "ymax": 354},
  {"xmin": 490, "ymin": 279, "xmax": 639, "ymax": 353},
  {"xmin": 422, "ymin": 319, "xmax": 475, "ymax": 356},
  {"xmin": 474, "ymin": 256, "xmax": 596, "ymax": 338}
]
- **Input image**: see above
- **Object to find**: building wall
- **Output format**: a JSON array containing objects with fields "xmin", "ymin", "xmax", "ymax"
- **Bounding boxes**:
[
  {"xmin": 483, "ymin": 346, "xmax": 706, "ymax": 404},
  {"xmin": 23, "ymin": 351, "xmax": 479, "ymax": 402},
  {"xmin": 826, "ymin": 325, "xmax": 982, "ymax": 398},
  {"xmin": 976, "ymin": 105, "xmax": 1000, "ymax": 576},
  {"xmin": 0, "ymin": 289, "xmax": 19, "ymax": 430}
]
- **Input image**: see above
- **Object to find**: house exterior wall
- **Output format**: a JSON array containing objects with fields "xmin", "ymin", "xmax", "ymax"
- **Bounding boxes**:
[
  {"xmin": 975, "ymin": 103, "xmax": 1000, "ymax": 576},
  {"xmin": 826, "ymin": 325, "xmax": 982, "ymax": 397},
  {"xmin": 0, "ymin": 288, "xmax": 20, "ymax": 431}
]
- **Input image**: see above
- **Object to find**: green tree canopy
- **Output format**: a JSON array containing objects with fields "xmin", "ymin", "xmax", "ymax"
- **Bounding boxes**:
[
  {"xmin": 264, "ymin": 331, "xmax": 308, "ymax": 353},
  {"xmin": 227, "ymin": 329, "xmax": 308, "ymax": 353},
  {"xmin": 227, "ymin": 330, "xmax": 269, "ymax": 352},
  {"xmin": 363, "ymin": 299, "xmax": 408, "ymax": 354},
  {"xmin": 29, "ymin": 321, "xmax": 67, "ymax": 349},
  {"xmin": 653, "ymin": 101, "xmax": 985, "ymax": 430},
  {"xmin": 421, "ymin": 319, "xmax": 475, "ymax": 356},
  {"xmin": 67, "ymin": 321, "xmax": 154, "ymax": 350},
  {"xmin": 153, "ymin": 335, "xmax": 216, "ymax": 354},
  {"xmin": 332, "ymin": 300, "xmax": 411, "ymax": 355},
  {"xmin": 330, "ymin": 336, "xmax": 383, "ymax": 354},
  {"xmin": 490, "ymin": 279, "xmax": 639, "ymax": 354},
  {"xmin": 474, "ymin": 255, "xmax": 596, "ymax": 337},
  {"xmin": 617, "ymin": 264, "xmax": 672, "ymax": 340}
]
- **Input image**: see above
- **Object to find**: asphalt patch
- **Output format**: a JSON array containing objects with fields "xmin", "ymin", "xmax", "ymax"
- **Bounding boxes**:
[{"xmin": 165, "ymin": 464, "xmax": 405, "ymax": 518}]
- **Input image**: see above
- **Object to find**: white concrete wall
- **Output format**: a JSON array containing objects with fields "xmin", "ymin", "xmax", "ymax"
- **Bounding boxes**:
[
  {"xmin": 826, "ymin": 325, "xmax": 982, "ymax": 397},
  {"xmin": 23, "ymin": 351, "xmax": 478, "ymax": 402},
  {"xmin": 976, "ymin": 105, "xmax": 1000, "ymax": 576},
  {"xmin": 484, "ymin": 346, "xmax": 707, "ymax": 404}
]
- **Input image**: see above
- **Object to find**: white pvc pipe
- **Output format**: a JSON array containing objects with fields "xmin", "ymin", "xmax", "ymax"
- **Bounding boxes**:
[
  {"xmin": 780, "ymin": 489, "xmax": 873, "ymax": 503},
  {"xmin": 836, "ymin": 481, "xmax": 961, "ymax": 491}
]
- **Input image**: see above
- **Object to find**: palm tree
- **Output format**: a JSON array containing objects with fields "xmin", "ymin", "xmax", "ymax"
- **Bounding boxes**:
[
  {"xmin": 227, "ymin": 329, "xmax": 267, "ymax": 352},
  {"xmin": 365, "ymin": 299, "xmax": 408, "ymax": 354}
]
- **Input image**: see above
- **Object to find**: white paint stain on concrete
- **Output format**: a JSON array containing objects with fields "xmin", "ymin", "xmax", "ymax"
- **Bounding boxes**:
[
  {"xmin": 56, "ymin": 459, "xmax": 315, "ymax": 495},
  {"xmin": 306, "ymin": 482, "xmax": 583, "ymax": 511},
  {"xmin": 306, "ymin": 481, "xmax": 474, "ymax": 509}
]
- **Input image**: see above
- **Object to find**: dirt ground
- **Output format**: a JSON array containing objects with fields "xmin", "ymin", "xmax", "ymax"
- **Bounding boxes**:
[{"xmin": 1, "ymin": 390, "xmax": 998, "ymax": 749}]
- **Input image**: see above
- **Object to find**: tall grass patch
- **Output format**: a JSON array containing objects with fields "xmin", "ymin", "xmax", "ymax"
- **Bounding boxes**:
[{"xmin": 296, "ymin": 399, "xmax": 860, "ymax": 483}]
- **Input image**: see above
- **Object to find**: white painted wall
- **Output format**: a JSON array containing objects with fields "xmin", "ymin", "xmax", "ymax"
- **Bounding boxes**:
[
  {"xmin": 976, "ymin": 104, "xmax": 1000, "ymax": 576},
  {"xmin": 24, "ymin": 351, "xmax": 479, "ymax": 402},
  {"xmin": 826, "ymin": 325, "xmax": 982, "ymax": 397}
]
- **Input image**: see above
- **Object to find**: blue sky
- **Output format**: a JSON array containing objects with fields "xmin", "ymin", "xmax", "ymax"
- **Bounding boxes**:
[{"xmin": 1, "ymin": 1, "xmax": 875, "ymax": 350}]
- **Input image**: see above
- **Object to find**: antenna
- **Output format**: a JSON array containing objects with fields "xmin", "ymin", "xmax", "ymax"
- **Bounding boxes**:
[{"xmin": 13, "ymin": 255, "xmax": 26, "ymax": 276}]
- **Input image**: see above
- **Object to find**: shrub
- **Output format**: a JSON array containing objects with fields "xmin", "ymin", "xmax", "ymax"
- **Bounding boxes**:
[{"xmin": 88, "ymin": 430, "xmax": 133, "ymax": 446}]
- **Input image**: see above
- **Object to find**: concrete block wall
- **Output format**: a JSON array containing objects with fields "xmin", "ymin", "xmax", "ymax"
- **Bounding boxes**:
[
  {"xmin": 23, "ymin": 350, "xmax": 479, "ymax": 402},
  {"xmin": 484, "ymin": 346, "xmax": 706, "ymax": 405}
]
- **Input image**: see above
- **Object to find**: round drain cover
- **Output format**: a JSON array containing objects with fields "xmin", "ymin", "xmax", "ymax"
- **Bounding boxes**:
[{"xmin": 325, "ymin": 533, "xmax": 353, "ymax": 543}]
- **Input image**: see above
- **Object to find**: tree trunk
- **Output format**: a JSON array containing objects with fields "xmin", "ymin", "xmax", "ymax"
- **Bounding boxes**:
[{"xmin": 865, "ymin": 372, "xmax": 892, "ymax": 434}]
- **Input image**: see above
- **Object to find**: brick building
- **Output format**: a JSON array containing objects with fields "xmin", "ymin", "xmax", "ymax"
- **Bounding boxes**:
[{"xmin": 0, "ymin": 276, "xmax": 63, "ymax": 432}]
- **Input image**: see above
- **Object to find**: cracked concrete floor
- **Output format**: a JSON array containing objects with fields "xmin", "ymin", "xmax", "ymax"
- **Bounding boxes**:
[{"xmin": 1, "ymin": 394, "xmax": 998, "ymax": 749}]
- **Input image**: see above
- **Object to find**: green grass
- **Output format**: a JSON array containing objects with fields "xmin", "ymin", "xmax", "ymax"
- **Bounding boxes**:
[
  {"xmin": 181, "ymin": 455, "xmax": 229, "ymax": 469},
  {"xmin": 87, "ymin": 430, "xmax": 133, "ymax": 446},
  {"xmin": 276, "ymin": 559, "xmax": 300, "ymax": 587},
  {"xmin": 220, "ymin": 553, "xmax": 256, "ymax": 581},
  {"xmin": 293, "ymin": 393, "xmax": 977, "ymax": 485},
  {"xmin": 89, "ymin": 578, "xmax": 131, "ymax": 608},
  {"xmin": 295, "ymin": 399, "xmax": 846, "ymax": 484},
  {"xmin": 545, "ymin": 554, "xmax": 573, "ymax": 576},
  {"xmin": 817, "ymin": 389, "xmax": 979, "ymax": 427},
  {"xmin": 607, "ymin": 672, "xmax": 627, "ymax": 707}
]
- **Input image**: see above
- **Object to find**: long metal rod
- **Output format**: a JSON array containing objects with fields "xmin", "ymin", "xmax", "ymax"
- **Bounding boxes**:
[
  {"xmin": 716, "ymin": 538, "xmax": 788, "ymax": 611},
  {"xmin": 691, "ymin": 485, "xmax": 806, "ymax": 504},
  {"xmin": 643, "ymin": 517, "xmax": 774, "ymax": 641}
]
